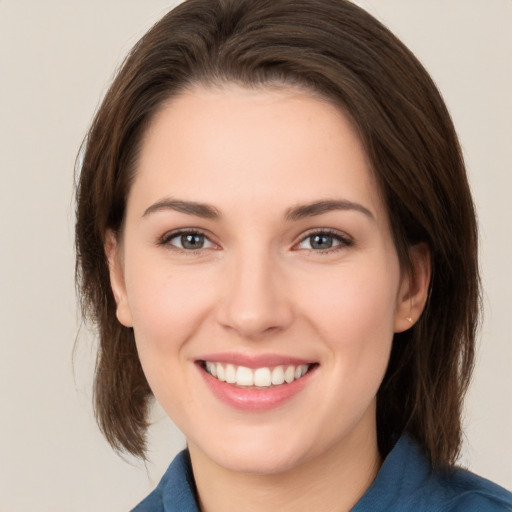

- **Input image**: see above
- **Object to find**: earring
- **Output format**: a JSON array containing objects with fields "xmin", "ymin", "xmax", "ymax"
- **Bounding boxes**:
[{"xmin": 406, "ymin": 317, "xmax": 413, "ymax": 324}]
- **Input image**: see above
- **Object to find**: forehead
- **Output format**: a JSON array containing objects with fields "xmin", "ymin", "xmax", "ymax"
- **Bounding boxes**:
[{"xmin": 130, "ymin": 83, "xmax": 385, "ymax": 222}]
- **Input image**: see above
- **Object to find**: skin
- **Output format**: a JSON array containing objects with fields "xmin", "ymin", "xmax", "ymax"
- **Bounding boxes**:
[{"xmin": 107, "ymin": 84, "xmax": 430, "ymax": 512}]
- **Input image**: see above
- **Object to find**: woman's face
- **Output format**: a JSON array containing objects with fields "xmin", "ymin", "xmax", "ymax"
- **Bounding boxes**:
[{"xmin": 108, "ymin": 84, "xmax": 416, "ymax": 475}]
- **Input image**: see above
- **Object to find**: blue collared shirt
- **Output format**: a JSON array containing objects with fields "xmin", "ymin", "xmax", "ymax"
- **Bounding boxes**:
[{"xmin": 132, "ymin": 436, "xmax": 512, "ymax": 511}]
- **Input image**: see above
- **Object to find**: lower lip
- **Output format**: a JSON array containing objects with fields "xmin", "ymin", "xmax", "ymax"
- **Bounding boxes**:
[{"xmin": 198, "ymin": 364, "xmax": 316, "ymax": 412}]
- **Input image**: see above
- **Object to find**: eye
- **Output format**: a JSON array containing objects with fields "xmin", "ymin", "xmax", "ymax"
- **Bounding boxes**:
[
  {"xmin": 296, "ymin": 230, "xmax": 352, "ymax": 252},
  {"xmin": 162, "ymin": 230, "xmax": 216, "ymax": 251}
]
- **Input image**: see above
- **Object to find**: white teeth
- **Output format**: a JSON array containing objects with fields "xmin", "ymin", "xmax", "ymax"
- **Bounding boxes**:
[
  {"xmin": 204, "ymin": 362, "xmax": 311, "ymax": 387},
  {"xmin": 206, "ymin": 361, "xmax": 217, "ymax": 377},
  {"xmin": 225, "ymin": 364, "xmax": 236, "ymax": 384},
  {"xmin": 236, "ymin": 366, "xmax": 254, "ymax": 386},
  {"xmin": 271, "ymin": 366, "xmax": 285, "ymax": 385},
  {"xmin": 284, "ymin": 365, "xmax": 295, "ymax": 383},
  {"xmin": 216, "ymin": 364, "xmax": 226, "ymax": 382},
  {"xmin": 254, "ymin": 367, "xmax": 272, "ymax": 387}
]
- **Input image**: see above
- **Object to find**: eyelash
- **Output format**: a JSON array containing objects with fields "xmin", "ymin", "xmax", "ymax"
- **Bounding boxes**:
[
  {"xmin": 295, "ymin": 229, "xmax": 353, "ymax": 254},
  {"xmin": 158, "ymin": 229, "xmax": 216, "ymax": 254},
  {"xmin": 158, "ymin": 229, "xmax": 353, "ymax": 254}
]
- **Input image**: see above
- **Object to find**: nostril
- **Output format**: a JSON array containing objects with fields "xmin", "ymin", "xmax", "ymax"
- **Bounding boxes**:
[{"xmin": 216, "ymin": 295, "xmax": 294, "ymax": 338}]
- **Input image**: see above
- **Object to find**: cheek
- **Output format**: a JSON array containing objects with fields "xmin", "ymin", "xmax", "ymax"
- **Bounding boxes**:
[
  {"xmin": 124, "ymin": 265, "xmax": 218, "ymax": 420},
  {"xmin": 297, "ymin": 256, "xmax": 400, "ymax": 401},
  {"xmin": 123, "ymin": 259, "xmax": 217, "ymax": 373},
  {"xmin": 299, "ymin": 260, "xmax": 399, "ymax": 417},
  {"xmin": 299, "ymin": 259, "xmax": 400, "ymax": 342}
]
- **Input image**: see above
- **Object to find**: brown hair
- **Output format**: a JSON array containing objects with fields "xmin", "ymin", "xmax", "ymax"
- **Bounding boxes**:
[{"xmin": 75, "ymin": 0, "xmax": 479, "ymax": 466}]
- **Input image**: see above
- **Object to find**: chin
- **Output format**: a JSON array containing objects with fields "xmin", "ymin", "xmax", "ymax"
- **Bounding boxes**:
[
  {"xmin": 191, "ymin": 426, "xmax": 315, "ymax": 476},
  {"xmin": 217, "ymin": 447, "xmax": 306, "ymax": 476}
]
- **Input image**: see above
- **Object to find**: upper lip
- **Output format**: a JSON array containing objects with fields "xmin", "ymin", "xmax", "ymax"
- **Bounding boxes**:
[{"xmin": 195, "ymin": 352, "xmax": 316, "ymax": 369}]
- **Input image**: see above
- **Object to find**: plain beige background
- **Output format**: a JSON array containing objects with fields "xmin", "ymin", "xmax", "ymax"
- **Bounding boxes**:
[{"xmin": 0, "ymin": 1, "xmax": 510, "ymax": 510}]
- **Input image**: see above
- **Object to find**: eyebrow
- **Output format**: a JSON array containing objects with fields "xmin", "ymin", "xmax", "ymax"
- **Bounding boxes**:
[
  {"xmin": 142, "ymin": 198, "xmax": 374, "ymax": 221},
  {"xmin": 285, "ymin": 200, "xmax": 374, "ymax": 221},
  {"xmin": 142, "ymin": 199, "xmax": 221, "ymax": 219}
]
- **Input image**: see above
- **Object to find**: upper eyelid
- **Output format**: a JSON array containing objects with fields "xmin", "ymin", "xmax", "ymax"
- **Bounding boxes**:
[
  {"xmin": 158, "ymin": 227, "xmax": 352, "ymax": 248},
  {"xmin": 292, "ymin": 229, "xmax": 354, "ymax": 253},
  {"xmin": 159, "ymin": 228, "xmax": 218, "ymax": 250},
  {"xmin": 161, "ymin": 227, "xmax": 212, "ymax": 241},
  {"xmin": 296, "ymin": 228, "xmax": 352, "ymax": 243}
]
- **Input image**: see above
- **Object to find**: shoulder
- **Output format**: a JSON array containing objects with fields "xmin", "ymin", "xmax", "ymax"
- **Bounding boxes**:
[
  {"xmin": 352, "ymin": 436, "xmax": 512, "ymax": 512},
  {"xmin": 131, "ymin": 450, "xmax": 200, "ymax": 512},
  {"xmin": 438, "ymin": 466, "xmax": 512, "ymax": 512},
  {"xmin": 132, "ymin": 490, "xmax": 163, "ymax": 512}
]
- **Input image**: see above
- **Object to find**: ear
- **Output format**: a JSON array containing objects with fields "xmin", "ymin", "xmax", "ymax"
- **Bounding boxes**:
[
  {"xmin": 394, "ymin": 243, "xmax": 431, "ymax": 333},
  {"xmin": 105, "ymin": 230, "xmax": 133, "ymax": 328}
]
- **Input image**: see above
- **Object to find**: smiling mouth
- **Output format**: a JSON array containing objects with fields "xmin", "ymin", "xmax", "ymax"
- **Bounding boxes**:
[{"xmin": 199, "ymin": 361, "xmax": 317, "ymax": 388}]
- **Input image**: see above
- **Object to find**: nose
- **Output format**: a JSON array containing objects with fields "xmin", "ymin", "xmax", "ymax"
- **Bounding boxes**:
[{"xmin": 216, "ymin": 249, "xmax": 294, "ymax": 338}]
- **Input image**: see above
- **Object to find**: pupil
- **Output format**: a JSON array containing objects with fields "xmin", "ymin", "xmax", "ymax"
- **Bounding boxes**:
[
  {"xmin": 311, "ymin": 234, "xmax": 332, "ymax": 249},
  {"xmin": 182, "ymin": 234, "xmax": 204, "ymax": 249}
]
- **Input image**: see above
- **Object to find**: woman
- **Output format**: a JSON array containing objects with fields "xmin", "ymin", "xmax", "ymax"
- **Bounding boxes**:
[{"xmin": 75, "ymin": 0, "xmax": 512, "ymax": 510}]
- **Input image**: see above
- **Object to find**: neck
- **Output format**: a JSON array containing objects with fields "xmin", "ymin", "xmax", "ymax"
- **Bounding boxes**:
[{"xmin": 188, "ymin": 426, "xmax": 381, "ymax": 512}]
